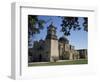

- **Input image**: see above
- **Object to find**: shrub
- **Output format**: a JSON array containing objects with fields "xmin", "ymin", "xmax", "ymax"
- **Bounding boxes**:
[{"xmin": 52, "ymin": 56, "xmax": 59, "ymax": 62}]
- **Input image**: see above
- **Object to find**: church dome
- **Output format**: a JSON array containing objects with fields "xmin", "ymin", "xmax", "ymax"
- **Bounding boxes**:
[{"xmin": 59, "ymin": 36, "xmax": 69, "ymax": 44}]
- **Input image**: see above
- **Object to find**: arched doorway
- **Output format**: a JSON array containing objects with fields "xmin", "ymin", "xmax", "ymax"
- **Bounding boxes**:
[{"xmin": 39, "ymin": 54, "xmax": 42, "ymax": 62}]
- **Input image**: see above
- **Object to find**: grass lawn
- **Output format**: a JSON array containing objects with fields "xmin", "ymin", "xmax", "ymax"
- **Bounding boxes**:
[{"xmin": 28, "ymin": 59, "xmax": 88, "ymax": 67}]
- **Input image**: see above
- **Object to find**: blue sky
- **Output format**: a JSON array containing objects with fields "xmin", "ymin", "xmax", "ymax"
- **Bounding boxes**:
[{"xmin": 32, "ymin": 15, "xmax": 88, "ymax": 49}]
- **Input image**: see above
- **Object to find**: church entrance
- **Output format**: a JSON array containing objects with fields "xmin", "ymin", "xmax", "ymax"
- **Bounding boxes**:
[{"xmin": 39, "ymin": 54, "xmax": 42, "ymax": 62}]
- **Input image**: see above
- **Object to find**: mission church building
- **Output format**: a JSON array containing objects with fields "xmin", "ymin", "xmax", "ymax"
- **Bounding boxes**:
[{"xmin": 28, "ymin": 23, "xmax": 87, "ymax": 62}]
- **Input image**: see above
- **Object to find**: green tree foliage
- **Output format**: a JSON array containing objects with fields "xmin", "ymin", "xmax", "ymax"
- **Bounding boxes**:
[
  {"xmin": 61, "ymin": 17, "xmax": 88, "ymax": 36},
  {"xmin": 28, "ymin": 15, "xmax": 45, "ymax": 46},
  {"xmin": 83, "ymin": 17, "xmax": 88, "ymax": 31}
]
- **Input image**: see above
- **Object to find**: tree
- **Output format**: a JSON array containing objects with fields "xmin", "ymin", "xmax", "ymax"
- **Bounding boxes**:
[
  {"xmin": 28, "ymin": 15, "xmax": 45, "ymax": 46},
  {"xmin": 83, "ymin": 17, "xmax": 88, "ymax": 31},
  {"xmin": 61, "ymin": 17, "xmax": 88, "ymax": 36}
]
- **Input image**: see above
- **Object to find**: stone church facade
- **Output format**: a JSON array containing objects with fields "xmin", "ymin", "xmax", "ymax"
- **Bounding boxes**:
[{"xmin": 28, "ymin": 23, "xmax": 87, "ymax": 62}]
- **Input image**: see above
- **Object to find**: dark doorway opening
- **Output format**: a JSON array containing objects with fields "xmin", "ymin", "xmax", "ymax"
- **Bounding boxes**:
[{"xmin": 39, "ymin": 54, "xmax": 42, "ymax": 62}]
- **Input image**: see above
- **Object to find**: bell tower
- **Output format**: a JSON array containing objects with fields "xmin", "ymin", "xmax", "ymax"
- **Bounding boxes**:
[{"xmin": 46, "ymin": 22, "xmax": 59, "ymax": 62}]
